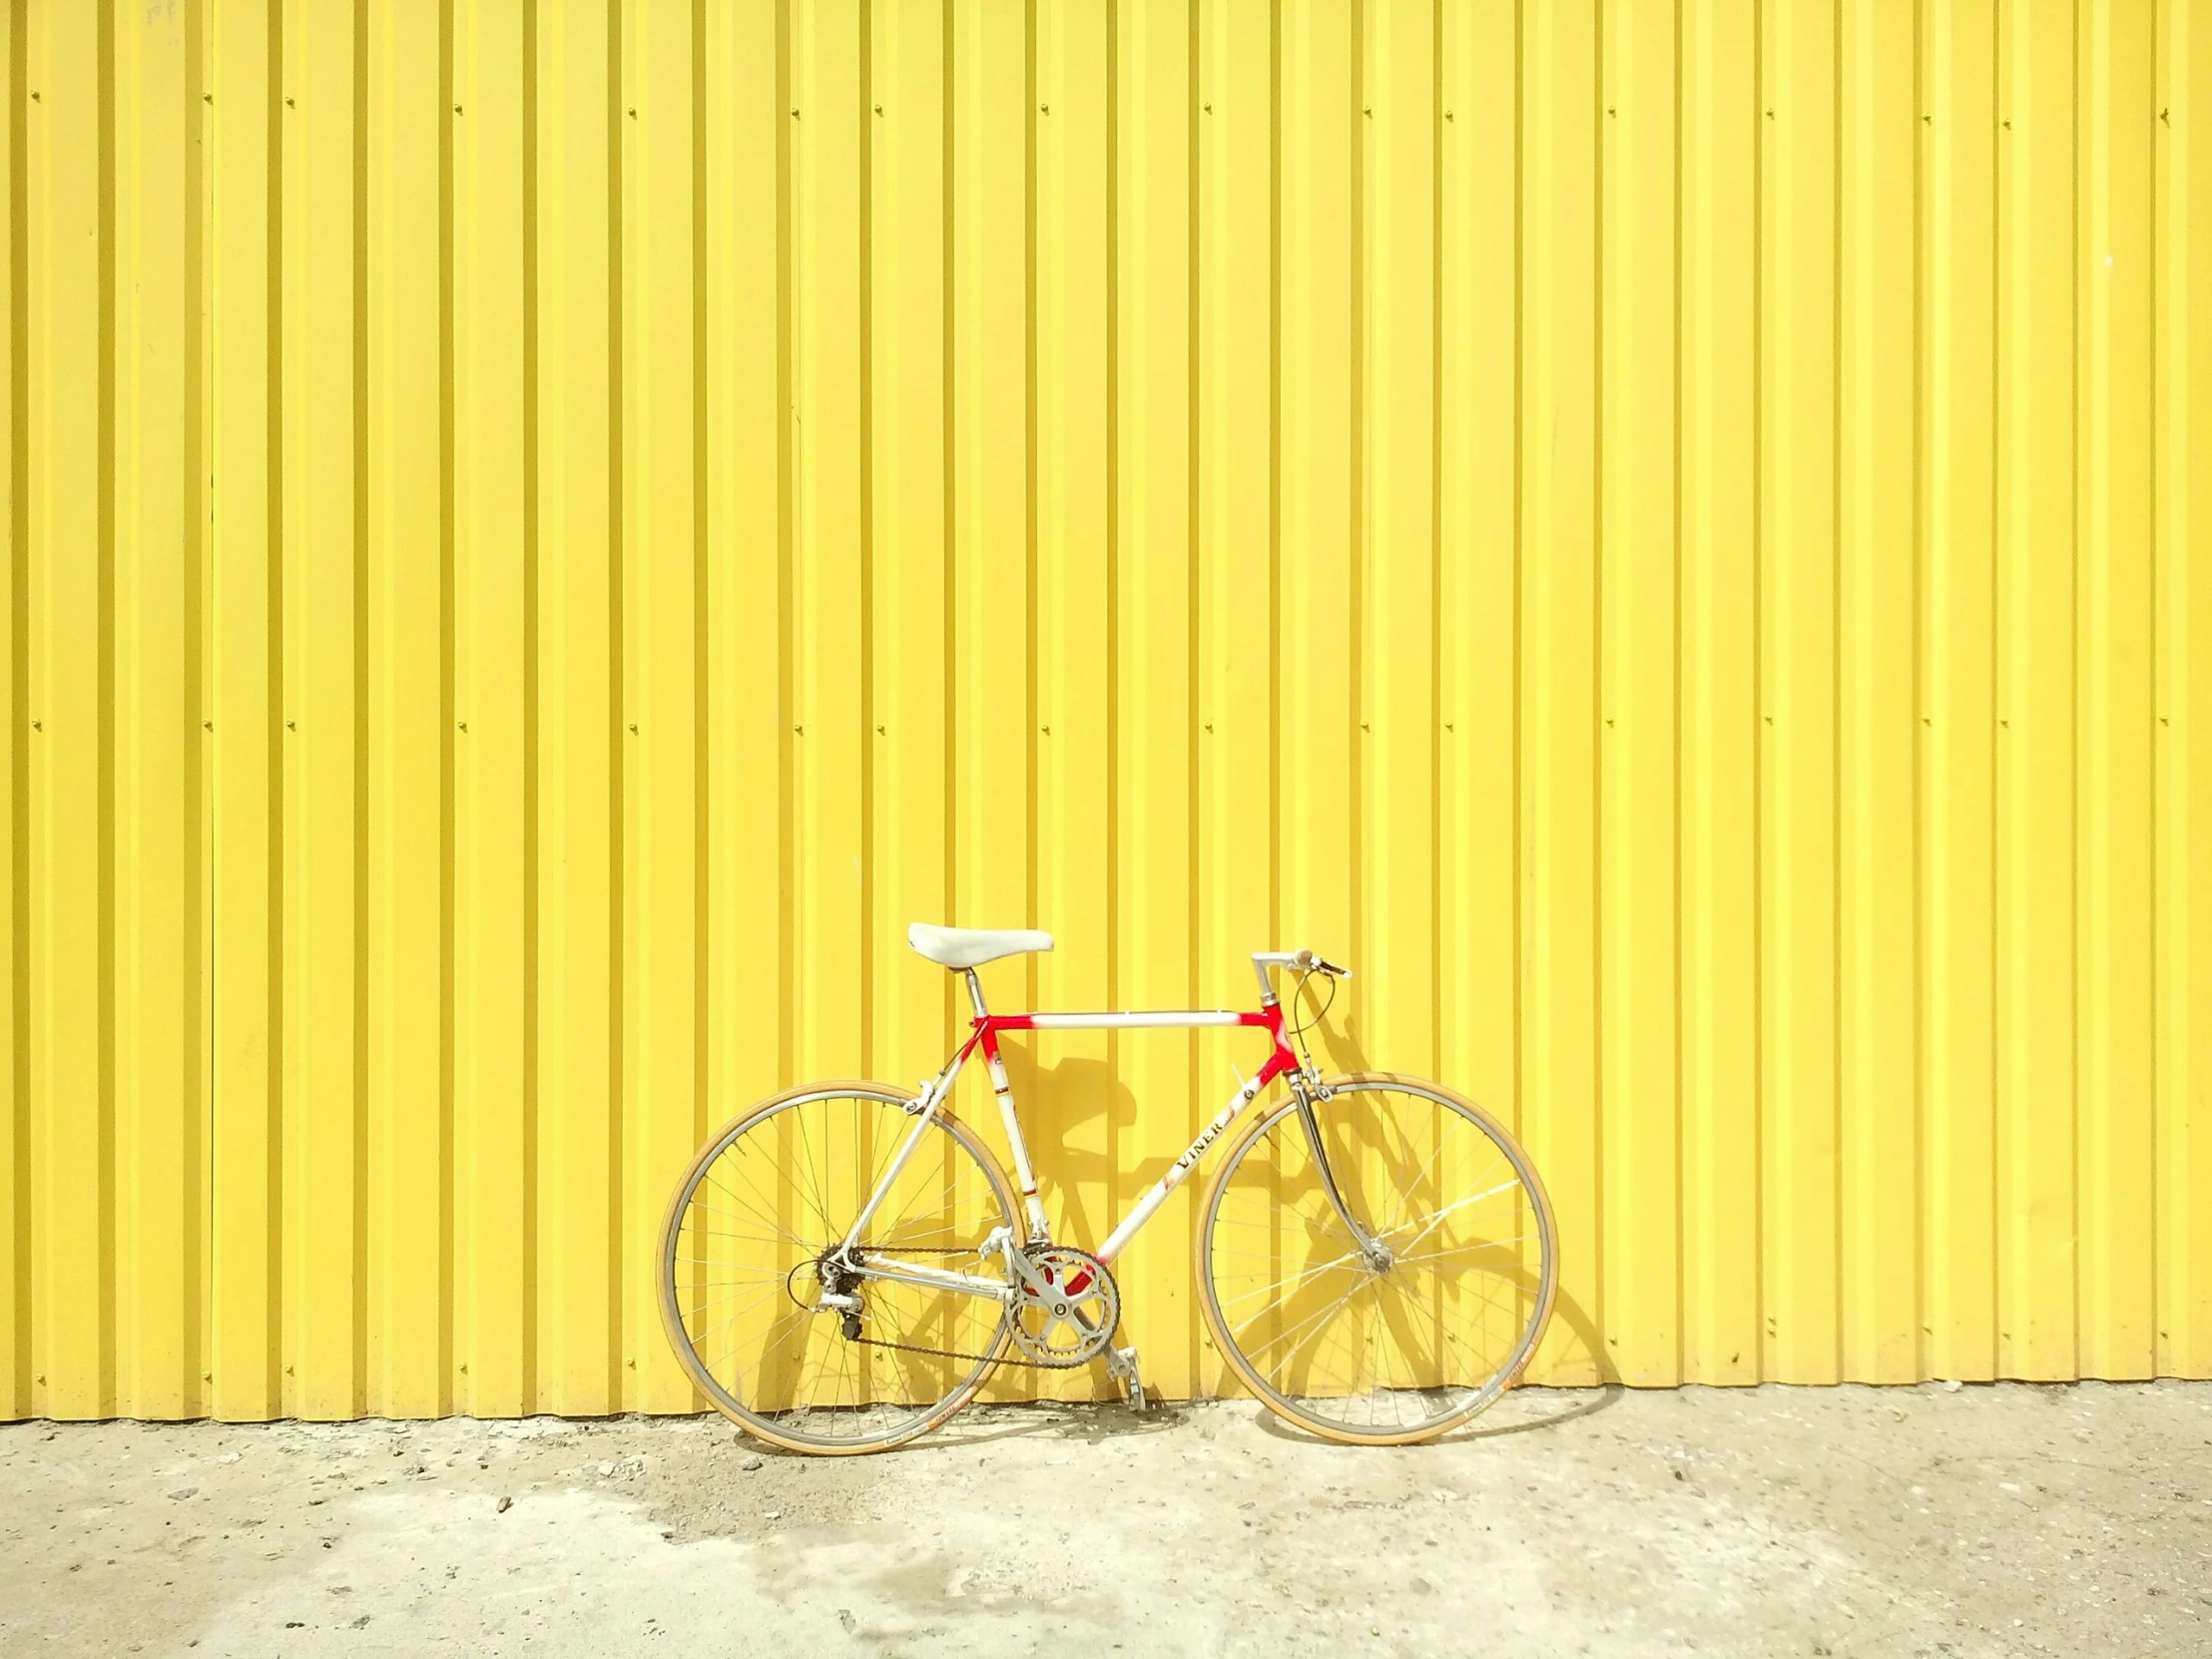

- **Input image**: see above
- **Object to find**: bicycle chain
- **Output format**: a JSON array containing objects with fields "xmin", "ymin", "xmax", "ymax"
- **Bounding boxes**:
[
  {"xmin": 848, "ymin": 1327, "xmax": 1093, "ymax": 1371},
  {"xmin": 838, "ymin": 1246, "xmax": 1095, "ymax": 1372}
]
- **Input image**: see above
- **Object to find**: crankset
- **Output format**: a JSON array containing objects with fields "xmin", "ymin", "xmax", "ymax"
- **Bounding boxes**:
[{"xmin": 1005, "ymin": 1244, "xmax": 1120, "ymax": 1367}]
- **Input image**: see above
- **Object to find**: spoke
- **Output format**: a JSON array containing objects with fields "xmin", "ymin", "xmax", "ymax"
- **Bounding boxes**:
[
  {"xmin": 1382, "ymin": 1177, "xmax": 1524, "ymax": 1253},
  {"xmin": 1208, "ymin": 1243, "xmax": 1371, "ymax": 1316},
  {"xmin": 687, "ymin": 1190, "xmax": 813, "ymax": 1251},
  {"xmin": 1375, "ymin": 1117, "xmax": 1453, "ymax": 1238},
  {"xmin": 1388, "ymin": 1234, "xmax": 1534, "ymax": 1269},
  {"xmin": 704, "ymin": 1157, "xmax": 822, "ymax": 1249},
  {"xmin": 1233, "ymin": 1270, "xmax": 1374, "ymax": 1363}
]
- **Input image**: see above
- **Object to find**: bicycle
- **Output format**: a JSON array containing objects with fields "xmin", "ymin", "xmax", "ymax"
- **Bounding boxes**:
[{"xmin": 657, "ymin": 924, "xmax": 1558, "ymax": 1454}]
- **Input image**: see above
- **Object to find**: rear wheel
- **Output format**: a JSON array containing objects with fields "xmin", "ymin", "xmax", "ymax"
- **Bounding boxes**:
[
  {"xmin": 1195, "ymin": 1072, "xmax": 1557, "ymax": 1444},
  {"xmin": 657, "ymin": 1082, "xmax": 1020, "ymax": 1454}
]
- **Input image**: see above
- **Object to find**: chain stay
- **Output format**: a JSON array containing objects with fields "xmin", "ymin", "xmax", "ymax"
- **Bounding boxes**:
[{"xmin": 842, "ymin": 1242, "xmax": 1105, "ymax": 1372}]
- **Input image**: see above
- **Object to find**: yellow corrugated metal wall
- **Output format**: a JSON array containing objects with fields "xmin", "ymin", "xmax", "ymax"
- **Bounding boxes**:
[{"xmin": 3, "ymin": 0, "xmax": 2208, "ymax": 1422}]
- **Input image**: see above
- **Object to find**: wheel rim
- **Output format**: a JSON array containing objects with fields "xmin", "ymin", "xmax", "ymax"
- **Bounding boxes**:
[
  {"xmin": 1199, "ymin": 1078, "xmax": 1556, "ymax": 1441},
  {"xmin": 660, "ymin": 1088, "xmax": 1018, "ymax": 1451}
]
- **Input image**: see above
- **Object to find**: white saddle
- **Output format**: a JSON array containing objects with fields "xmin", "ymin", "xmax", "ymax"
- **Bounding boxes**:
[{"xmin": 906, "ymin": 922, "xmax": 1055, "ymax": 970}]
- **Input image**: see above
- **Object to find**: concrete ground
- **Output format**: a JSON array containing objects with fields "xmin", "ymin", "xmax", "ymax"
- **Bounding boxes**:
[{"xmin": 2, "ymin": 1382, "xmax": 2207, "ymax": 1658}]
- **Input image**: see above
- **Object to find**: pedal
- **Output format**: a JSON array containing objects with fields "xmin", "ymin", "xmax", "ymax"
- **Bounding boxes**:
[{"xmin": 1104, "ymin": 1343, "xmax": 1148, "ymax": 1411}]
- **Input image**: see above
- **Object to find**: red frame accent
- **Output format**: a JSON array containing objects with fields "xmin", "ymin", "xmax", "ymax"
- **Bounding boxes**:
[{"xmin": 975, "ymin": 1006, "xmax": 1299, "ymax": 1086}]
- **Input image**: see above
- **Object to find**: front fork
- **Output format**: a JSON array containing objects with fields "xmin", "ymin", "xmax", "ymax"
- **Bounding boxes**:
[{"xmin": 1290, "ymin": 1074, "xmax": 1393, "ymax": 1271}]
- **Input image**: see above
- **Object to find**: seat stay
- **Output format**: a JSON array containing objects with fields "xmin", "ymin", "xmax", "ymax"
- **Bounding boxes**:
[{"xmin": 833, "ymin": 1028, "xmax": 981, "ymax": 1257}]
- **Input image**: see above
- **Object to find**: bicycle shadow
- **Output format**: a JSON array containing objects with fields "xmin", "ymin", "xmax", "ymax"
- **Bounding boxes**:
[{"xmin": 1244, "ymin": 1277, "xmax": 1622, "ymax": 1446}]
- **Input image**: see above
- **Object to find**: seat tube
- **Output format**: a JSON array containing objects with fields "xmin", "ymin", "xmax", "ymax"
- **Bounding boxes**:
[{"xmin": 970, "ymin": 971, "xmax": 1051, "ymax": 1241}]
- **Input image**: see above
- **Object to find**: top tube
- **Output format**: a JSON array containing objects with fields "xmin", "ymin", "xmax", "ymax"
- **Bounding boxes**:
[{"xmin": 989, "ymin": 1010, "xmax": 1272, "ymax": 1031}]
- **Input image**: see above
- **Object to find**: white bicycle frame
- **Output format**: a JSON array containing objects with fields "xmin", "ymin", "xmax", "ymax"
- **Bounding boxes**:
[{"xmin": 834, "ymin": 952, "xmax": 1343, "ymax": 1307}]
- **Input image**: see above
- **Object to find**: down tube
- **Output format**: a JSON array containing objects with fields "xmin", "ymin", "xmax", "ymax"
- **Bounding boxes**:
[{"xmin": 1095, "ymin": 1056, "xmax": 1293, "ymax": 1267}]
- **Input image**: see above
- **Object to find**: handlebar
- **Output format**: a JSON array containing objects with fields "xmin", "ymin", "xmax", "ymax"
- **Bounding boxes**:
[{"xmin": 1251, "ymin": 949, "xmax": 1353, "ymax": 999}]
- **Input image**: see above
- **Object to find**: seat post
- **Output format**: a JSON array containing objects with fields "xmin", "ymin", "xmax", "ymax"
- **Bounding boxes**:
[{"xmin": 963, "ymin": 968, "xmax": 990, "ymax": 1020}]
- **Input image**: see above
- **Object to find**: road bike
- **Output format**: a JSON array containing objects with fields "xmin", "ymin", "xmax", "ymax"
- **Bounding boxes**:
[{"xmin": 657, "ymin": 924, "xmax": 1558, "ymax": 1453}]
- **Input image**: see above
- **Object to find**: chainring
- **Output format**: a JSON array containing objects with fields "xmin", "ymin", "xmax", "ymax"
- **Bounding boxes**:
[{"xmin": 1006, "ymin": 1244, "xmax": 1120, "ymax": 1367}]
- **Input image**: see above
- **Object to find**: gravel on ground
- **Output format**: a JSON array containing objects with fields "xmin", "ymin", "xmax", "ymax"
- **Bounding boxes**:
[{"xmin": 3, "ymin": 1381, "xmax": 2207, "ymax": 1658}]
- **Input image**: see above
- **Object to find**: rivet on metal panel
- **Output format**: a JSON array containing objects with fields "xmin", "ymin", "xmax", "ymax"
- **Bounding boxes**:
[
  {"xmin": 29, "ymin": 719, "xmax": 39, "ymax": 731},
  {"xmin": 458, "ymin": 722, "xmax": 468, "ymax": 733},
  {"xmin": 628, "ymin": 723, "xmax": 639, "ymax": 735},
  {"xmin": 203, "ymin": 93, "xmax": 212, "ymax": 105},
  {"xmin": 285, "ymin": 720, "xmax": 295, "ymax": 730},
  {"xmin": 874, "ymin": 105, "xmax": 883, "ymax": 116},
  {"xmin": 791, "ymin": 107, "xmax": 800, "ymax": 119},
  {"xmin": 875, "ymin": 724, "xmax": 885, "ymax": 734},
  {"xmin": 1443, "ymin": 111, "xmax": 1453, "ymax": 121},
  {"xmin": 628, "ymin": 108, "xmax": 637, "ymax": 119},
  {"xmin": 285, "ymin": 97, "xmax": 294, "ymax": 108},
  {"xmin": 1040, "ymin": 103, "xmax": 1049, "ymax": 115},
  {"xmin": 454, "ymin": 105, "xmax": 463, "ymax": 116},
  {"xmin": 203, "ymin": 720, "xmax": 212, "ymax": 731}
]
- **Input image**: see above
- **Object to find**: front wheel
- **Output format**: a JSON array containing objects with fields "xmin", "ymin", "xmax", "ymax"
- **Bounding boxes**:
[{"xmin": 1195, "ymin": 1072, "xmax": 1558, "ymax": 1444}]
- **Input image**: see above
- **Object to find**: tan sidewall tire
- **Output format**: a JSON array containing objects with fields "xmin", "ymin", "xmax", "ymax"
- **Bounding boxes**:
[
  {"xmin": 1193, "ymin": 1070, "xmax": 1560, "ymax": 1446},
  {"xmin": 656, "ymin": 1080, "xmax": 1021, "ymax": 1456}
]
